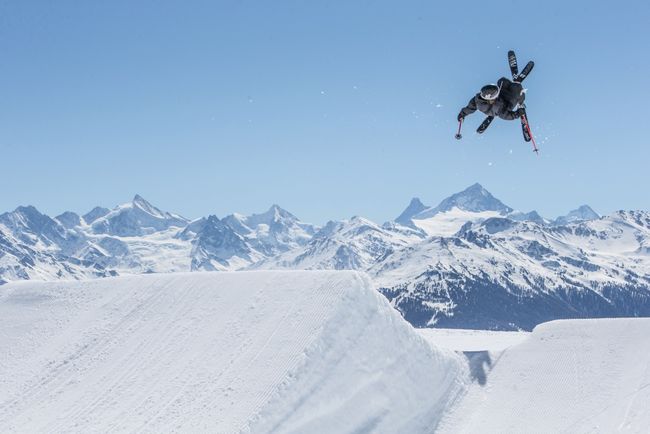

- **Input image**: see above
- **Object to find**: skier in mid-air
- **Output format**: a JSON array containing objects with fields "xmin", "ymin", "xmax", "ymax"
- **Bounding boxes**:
[
  {"xmin": 454, "ymin": 50, "xmax": 539, "ymax": 154},
  {"xmin": 457, "ymin": 78, "xmax": 526, "ymax": 122}
]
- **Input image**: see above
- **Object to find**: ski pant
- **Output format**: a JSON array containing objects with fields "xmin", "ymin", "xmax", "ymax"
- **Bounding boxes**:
[{"xmin": 499, "ymin": 77, "xmax": 525, "ymax": 111}]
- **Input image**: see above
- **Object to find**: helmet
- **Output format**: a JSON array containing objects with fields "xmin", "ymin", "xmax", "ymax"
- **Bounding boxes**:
[{"xmin": 480, "ymin": 84, "xmax": 500, "ymax": 100}]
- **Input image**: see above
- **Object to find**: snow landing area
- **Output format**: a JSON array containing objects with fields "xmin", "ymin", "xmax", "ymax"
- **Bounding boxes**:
[
  {"xmin": 418, "ymin": 328, "xmax": 530, "ymax": 352},
  {"xmin": 437, "ymin": 318, "xmax": 650, "ymax": 433},
  {"xmin": 0, "ymin": 271, "xmax": 466, "ymax": 433}
]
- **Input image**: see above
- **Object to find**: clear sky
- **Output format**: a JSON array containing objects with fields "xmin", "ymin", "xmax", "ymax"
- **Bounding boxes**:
[{"xmin": 1, "ymin": 0, "xmax": 649, "ymax": 224}]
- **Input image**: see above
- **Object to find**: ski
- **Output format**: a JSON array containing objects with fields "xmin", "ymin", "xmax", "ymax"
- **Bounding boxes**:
[
  {"xmin": 477, "ymin": 116, "xmax": 494, "ymax": 134},
  {"xmin": 512, "ymin": 53, "xmax": 535, "ymax": 152},
  {"xmin": 515, "ymin": 61, "xmax": 534, "ymax": 83},
  {"xmin": 508, "ymin": 50, "xmax": 518, "ymax": 79},
  {"xmin": 520, "ymin": 109, "xmax": 539, "ymax": 154},
  {"xmin": 521, "ymin": 114, "xmax": 531, "ymax": 141}
]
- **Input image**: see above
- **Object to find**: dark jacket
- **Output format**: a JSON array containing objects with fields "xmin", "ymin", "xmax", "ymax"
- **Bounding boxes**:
[{"xmin": 459, "ymin": 77, "xmax": 524, "ymax": 121}]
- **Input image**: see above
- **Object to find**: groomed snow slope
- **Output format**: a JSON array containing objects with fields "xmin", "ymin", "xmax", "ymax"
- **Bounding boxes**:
[
  {"xmin": 438, "ymin": 318, "xmax": 650, "ymax": 433},
  {"xmin": 418, "ymin": 328, "xmax": 530, "ymax": 352},
  {"xmin": 0, "ymin": 271, "xmax": 467, "ymax": 433}
]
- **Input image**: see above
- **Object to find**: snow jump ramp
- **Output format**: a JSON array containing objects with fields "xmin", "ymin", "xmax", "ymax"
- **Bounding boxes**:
[
  {"xmin": 438, "ymin": 318, "xmax": 650, "ymax": 433},
  {"xmin": 0, "ymin": 271, "xmax": 466, "ymax": 433}
]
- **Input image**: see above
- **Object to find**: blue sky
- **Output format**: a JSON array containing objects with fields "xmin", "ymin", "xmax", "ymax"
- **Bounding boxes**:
[{"xmin": 1, "ymin": 0, "xmax": 649, "ymax": 224}]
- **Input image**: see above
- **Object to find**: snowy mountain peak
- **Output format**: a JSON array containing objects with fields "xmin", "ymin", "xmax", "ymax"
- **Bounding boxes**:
[
  {"xmin": 554, "ymin": 204, "xmax": 600, "ymax": 225},
  {"xmin": 269, "ymin": 203, "xmax": 287, "ymax": 214},
  {"xmin": 1, "ymin": 206, "xmax": 59, "ymax": 236},
  {"xmin": 205, "ymin": 214, "xmax": 223, "ymax": 226},
  {"xmin": 413, "ymin": 183, "xmax": 513, "ymax": 220},
  {"xmin": 395, "ymin": 197, "xmax": 428, "ymax": 225},
  {"xmin": 311, "ymin": 216, "xmax": 378, "ymax": 236},
  {"xmin": 131, "ymin": 194, "xmax": 166, "ymax": 218},
  {"xmin": 0, "ymin": 205, "xmax": 79, "ymax": 251},
  {"xmin": 55, "ymin": 211, "xmax": 82, "ymax": 229},
  {"xmin": 90, "ymin": 195, "xmax": 188, "ymax": 237},
  {"xmin": 11, "ymin": 205, "xmax": 43, "ymax": 220},
  {"xmin": 508, "ymin": 210, "xmax": 547, "ymax": 225},
  {"xmin": 349, "ymin": 215, "xmax": 374, "ymax": 225},
  {"xmin": 574, "ymin": 205, "xmax": 599, "ymax": 219},
  {"xmin": 82, "ymin": 206, "xmax": 110, "ymax": 224},
  {"xmin": 247, "ymin": 204, "xmax": 299, "ymax": 227},
  {"xmin": 187, "ymin": 215, "xmax": 258, "ymax": 271}
]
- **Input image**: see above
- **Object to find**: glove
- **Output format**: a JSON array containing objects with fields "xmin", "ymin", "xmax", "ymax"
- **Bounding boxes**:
[
  {"xmin": 515, "ymin": 108, "xmax": 525, "ymax": 118},
  {"xmin": 457, "ymin": 113, "xmax": 465, "ymax": 122}
]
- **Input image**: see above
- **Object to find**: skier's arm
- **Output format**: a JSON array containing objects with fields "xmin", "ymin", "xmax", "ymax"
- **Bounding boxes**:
[{"xmin": 458, "ymin": 97, "xmax": 477, "ymax": 120}]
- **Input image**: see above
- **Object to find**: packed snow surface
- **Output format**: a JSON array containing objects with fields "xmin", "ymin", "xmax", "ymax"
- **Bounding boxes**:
[
  {"xmin": 418, "ymin": 328, "xmax": 530, "ymax": 352},
  {"xmin": 0, "ymin": 271, "xmax": 466, "ymax": 433},
  {"xmin": 438, "ymin": 318, "xmax": 650, "ymax": 433}
]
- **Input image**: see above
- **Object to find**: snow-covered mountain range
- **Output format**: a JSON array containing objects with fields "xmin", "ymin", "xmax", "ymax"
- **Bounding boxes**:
[{"xmin": 2, "ymin": 185, "xmax": 649, "ymax": 330}]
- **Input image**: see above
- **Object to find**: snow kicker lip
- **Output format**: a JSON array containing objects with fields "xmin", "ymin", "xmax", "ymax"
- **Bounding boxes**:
[{"xmin": 0, "ymin": 271, "xmax": 467, "ymax": 433}]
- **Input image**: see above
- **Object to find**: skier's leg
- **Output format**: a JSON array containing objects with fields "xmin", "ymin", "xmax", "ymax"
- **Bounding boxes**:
[
  {"xmin": 498, "ymin": 78, "xmax": 514, "ymax": 110},
  {"xmin": 512, "ymin": 82, "xmax": 525, "ymax": 105},
  {"xmin": 506, "ymin": 82, "xmax": 525, "ymax": 109}
]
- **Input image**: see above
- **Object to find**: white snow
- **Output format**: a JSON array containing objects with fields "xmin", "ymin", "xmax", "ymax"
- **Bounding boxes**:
[
  {"xmin": 418, "ymin": 328, "xmax": 530, "ymax": 352},
  {"xmin": 105, "ymin": 228, "xmax": 193, "ymax": 273},
  {"xmin": 255, "ymin": 216, "xmax": 421, "ymax": 272},
  {"xmin": 438, "ymin": 318, "xmax": 650, "ymax": 433},
  {"xmin": 371, "ymin": 212, "xmax": 650, "ymax": 306},
  {"xmin": 0, "ymin": 271, "xmax": 466, "ymax": 433},
  {"xmin": 412, "ymin": 208, "xmax": 503, "ymax": 237},
  {"xmin": 2, "ymin": 272, "xmax": 649, "ymax": 433}
]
